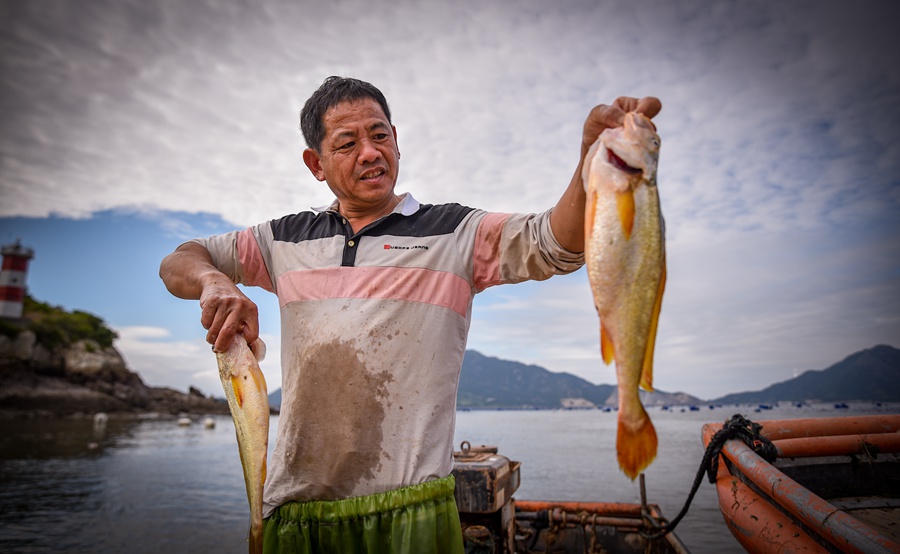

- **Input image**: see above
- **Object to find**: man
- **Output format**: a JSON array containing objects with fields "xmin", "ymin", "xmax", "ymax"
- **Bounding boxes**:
[{"xmin": 159, "ymin": 76, "xmax": 660, "ymax": 553}]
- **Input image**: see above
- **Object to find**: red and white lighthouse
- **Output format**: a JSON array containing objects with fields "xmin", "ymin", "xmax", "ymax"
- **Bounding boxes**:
[{"xmin": 0, "ymin": 240, "xmax": 35, "ymax": 319}]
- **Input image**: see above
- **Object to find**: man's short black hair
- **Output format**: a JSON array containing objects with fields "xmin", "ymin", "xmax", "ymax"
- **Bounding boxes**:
[{"xmin": 300, "ymin": 76, "xmax": 392, "ymax": 152}]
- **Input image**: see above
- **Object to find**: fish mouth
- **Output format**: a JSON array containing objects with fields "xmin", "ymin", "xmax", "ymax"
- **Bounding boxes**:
[{"xmin": 607, "ymin": 148, "xmax": 642, "ymax": 175}]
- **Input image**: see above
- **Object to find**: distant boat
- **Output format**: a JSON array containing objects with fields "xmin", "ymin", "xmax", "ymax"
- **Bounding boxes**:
[{"xmin": 702, "ymin": 414, "xmax": 900, "ymax": 553}]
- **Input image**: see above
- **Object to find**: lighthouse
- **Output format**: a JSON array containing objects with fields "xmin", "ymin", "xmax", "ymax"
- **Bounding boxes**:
[{"xmin": 0, "ymin": 239, "xmax": 35, "ymax": 319}]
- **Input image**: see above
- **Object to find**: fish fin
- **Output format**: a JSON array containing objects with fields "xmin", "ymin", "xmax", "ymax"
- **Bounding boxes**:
[
  {"xmin": 617, "ymin": 410, "xmax": 658, "ymax": 480},
  {"xmin": 640, "ymin": 262, "xmax": 666, "ymax": 391},
  {"xmin": 584, "ymin": 183, "xmax": 597, "ymax": 245},
  {"xmin": 600, "ymin": 323, "xmax": 615, "ymax": 365},
  {"xmin": 250, "ymin": 338, "xmax": 267, "ymax": 362},
  {"xmin": 251, "ymin": 366, "xmax": 268, "ymax": 396},
  {"xmin": 616, "ymin": 189, "xmax": 635, "ymax": 240},
  {"xmin": 231, "ymin": 375, "xmax": 244, "ymax": 408}
]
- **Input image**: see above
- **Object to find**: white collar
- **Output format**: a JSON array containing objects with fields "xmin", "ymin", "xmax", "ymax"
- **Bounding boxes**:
[{"xmin": 312, "ymin": 192, "xmax": 421, "ymax": 216}]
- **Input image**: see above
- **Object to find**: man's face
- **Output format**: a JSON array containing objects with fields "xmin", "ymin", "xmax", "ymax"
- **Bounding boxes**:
[{"xmin": 304, "ymin": 98, "xmax": 400, "ymax": 213}]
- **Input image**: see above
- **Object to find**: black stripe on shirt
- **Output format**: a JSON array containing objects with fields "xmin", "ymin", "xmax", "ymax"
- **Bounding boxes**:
[{"xmin": 270, "ymin": 203, "xmax": 476, "ymax": 244}]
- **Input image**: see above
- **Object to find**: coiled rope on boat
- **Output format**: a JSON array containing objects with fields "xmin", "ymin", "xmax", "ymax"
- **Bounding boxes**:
[{"xmin": 641, "ymin": 413, "xmax": 778, "ymax": 540}]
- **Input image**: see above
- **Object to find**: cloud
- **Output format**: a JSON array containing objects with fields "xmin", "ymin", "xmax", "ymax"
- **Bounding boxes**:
[
  {"xmin": 2, "ymin": 0, "xmax": 898, "ymax": 232},
  {"xmin": 115, "ymin": 325, "xmax": 283, "ymax": 398},
  {"xmin": 469, "ymin": 220, "xmax": 900, "ymax": 400},
  {"xmin": 2, "ymin": 0, "xmax": 898, "ymax": 401}
]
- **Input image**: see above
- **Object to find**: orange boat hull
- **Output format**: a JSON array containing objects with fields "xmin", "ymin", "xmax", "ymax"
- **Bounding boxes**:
[{"xmin": 702, "ymin": 414, "xmax": 900, "ymax": 554}]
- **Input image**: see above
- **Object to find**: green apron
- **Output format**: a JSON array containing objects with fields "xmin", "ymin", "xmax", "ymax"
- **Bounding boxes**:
[{"xmin": 262, "ymin": 475, "xmax": 464, "ymax": 554}]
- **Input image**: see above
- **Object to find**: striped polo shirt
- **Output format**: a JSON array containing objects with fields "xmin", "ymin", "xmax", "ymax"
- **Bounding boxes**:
[{"xmin": 192, "ymin": 193, "xmax": 584, "ymax": 516}]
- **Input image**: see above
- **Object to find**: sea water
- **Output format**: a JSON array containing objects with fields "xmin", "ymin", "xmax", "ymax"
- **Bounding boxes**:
[{"xmin": 0, "ymin": 403, "xmax": 895, "ymax": 553}]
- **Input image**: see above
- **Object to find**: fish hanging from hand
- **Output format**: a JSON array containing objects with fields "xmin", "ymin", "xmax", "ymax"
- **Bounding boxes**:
[
  {"xmin": 217, "ymin": 335, "xmax": 269, "ymax": 554},
  {"xmin": 583, "ymin": 111, "xmax": 665, "ymax": 480}
]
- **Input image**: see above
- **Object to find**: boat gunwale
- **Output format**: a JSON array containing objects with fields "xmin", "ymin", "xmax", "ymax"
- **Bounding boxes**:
[{"xmin": 702, "ymin": 416, "xmax": 900, "ymax": 554}]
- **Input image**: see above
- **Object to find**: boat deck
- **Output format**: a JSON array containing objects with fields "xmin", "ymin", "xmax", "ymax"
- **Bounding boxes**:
[{"xmin": 831, "ymin": 496, "xmax": 900, "ymax": 543}]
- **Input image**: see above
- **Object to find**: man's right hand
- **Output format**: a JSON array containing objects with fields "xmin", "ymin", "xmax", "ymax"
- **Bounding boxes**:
[
  {"xmin": 199, "ymin": 277, "xmax": 259, "ymax": 352},
  {"xmin": 160, "ymin": 242, "xmax": 260, "ymax": 352}
]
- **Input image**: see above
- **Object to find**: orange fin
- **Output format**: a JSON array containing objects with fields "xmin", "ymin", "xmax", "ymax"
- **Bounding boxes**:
[
  {"xmin": 584, "ymin": 185, "xmax": 597, "ymax": 247},
  {"xmin": 617, "ymin": 411, "xmax": 658, "ymax": 480},
  {"xmin": 616, "ymin": 189, "xmax": 635, "ymax": 240},
  {"xmin": 250, "ymin": 367, "xmax": 267, "ymax": 395},
  {"xmin": 600, "ymin": 323, "xmax": 615, "ymax": 365},
  {"xmin": 640, "ymin": 261, "xmax": 666, "ymax": 391},
  {"xmin": 231, "ymin": 375, "xmax": 244, "ymax": 408}
]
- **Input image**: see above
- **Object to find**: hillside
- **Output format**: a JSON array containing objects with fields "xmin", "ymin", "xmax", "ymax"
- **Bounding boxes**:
[
  {"xmin": 269, "ymin": 345, "xmax": 900, "ymax": 409},
  {"xmin": 0, "ymin": 296, "xmax": 230, "ymax": 418},
  {"xmin": 457, "ymin": 350, "xmax": 614, "ymax": 409},
  {"xmin": 712, "ymin": 344, "xmax": 900, "ymax": 404},
  {"xmin": 269, "ymin": 350, "xmax": 700, "ymax": 409},
  {"xmin": 458, "ymin": 351, "xmax": 699, "ymax": 409}
]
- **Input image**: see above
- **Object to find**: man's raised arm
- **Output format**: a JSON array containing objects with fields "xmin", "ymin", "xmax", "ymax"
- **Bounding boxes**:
[
  {"xmin": 550, "ymin": 96, "xmax": 662, "ymax": 253},
  {"xmin": 159, "ymin": 242, "xmax": 259, "ymax": 352}
]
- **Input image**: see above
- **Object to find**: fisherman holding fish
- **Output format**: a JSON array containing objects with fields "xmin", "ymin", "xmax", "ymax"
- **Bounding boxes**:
[{"xmin": 160, "ymin": 77, "xmax": 660, "ymax": 554}]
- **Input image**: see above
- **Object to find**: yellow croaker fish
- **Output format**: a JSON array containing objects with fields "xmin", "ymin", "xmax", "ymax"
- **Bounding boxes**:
[
  {"xmin": 583, "ymin": 111, "xmax": 665, "ymax": 480},
  {"xmin": 216, "ymin": 335, "xmax": 269, "ymax": 554}
]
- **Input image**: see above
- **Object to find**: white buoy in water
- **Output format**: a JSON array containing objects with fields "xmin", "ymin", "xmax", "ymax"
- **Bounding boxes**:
[
  {"xmin": 92, "ymin": 412, "xmax": 108, "ymax": 441},
  {"xmin": 177, "ymin": 417, "xmax": 192, "ymax": 426},
  {"xmin": 202, "ymin": 417, "xmax": 215, "ymax": 429}
]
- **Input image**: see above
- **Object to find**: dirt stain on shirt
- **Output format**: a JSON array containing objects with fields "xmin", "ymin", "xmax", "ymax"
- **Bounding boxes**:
[{"xmin": 290, "ymin": 337, "xmax": 394, "ymax": 498}]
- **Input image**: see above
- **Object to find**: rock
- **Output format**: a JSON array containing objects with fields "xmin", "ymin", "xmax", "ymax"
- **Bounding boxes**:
[
  {"xmin": 13, "ymin": 330, "xmax": 36, "ymax": 359},
  {"xmin": 0, "ymin": 333, "xmax": 229, "ymax": 418},
  {"xmin": 64, "ymin": 340, "xmax": 133, "ymax": 383}
]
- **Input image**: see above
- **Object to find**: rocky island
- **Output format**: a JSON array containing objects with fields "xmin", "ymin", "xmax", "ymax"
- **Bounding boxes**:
[{"xmin": 0, "ymin": 296, "xmax": 229, "ymax": 419}]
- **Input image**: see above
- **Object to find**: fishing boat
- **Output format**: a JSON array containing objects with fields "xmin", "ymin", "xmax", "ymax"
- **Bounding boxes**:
[
  {"xmin": 701, "ymin": 414, "xmax": 900, "ymax": 553},
  {"xmin": 452, "ymin": 441, "xmax": 691, "ymax": 553}
]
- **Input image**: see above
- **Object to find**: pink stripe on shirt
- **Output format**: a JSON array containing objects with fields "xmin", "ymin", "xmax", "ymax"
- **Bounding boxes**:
[
  {"xmin": 237, "ymin": 229, "xmax": 275, "ymax": 292},
  {"xmin": 472, "ymin": 212, "xmax": 509, "ymax": 291},
  {"xmin": 277, "ymin": 266, "xmax": 472, "ymax": 317}
]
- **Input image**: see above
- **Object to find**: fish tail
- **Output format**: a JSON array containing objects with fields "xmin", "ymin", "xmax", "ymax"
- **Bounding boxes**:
[
  {"xmin": 249, "ymin": 523, "xmax": 263, "ymax": 554},
  {"xmin": 616, "ymin": 408, "xmax": 658, "ymax": 480}
]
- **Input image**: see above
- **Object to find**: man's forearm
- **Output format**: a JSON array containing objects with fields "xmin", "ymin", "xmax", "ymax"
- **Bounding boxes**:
[
  {"xmin": 159, "ymin": 242, "xmax": 223, "ymax": 300},
  {"xmin": 550, "ymin": 154, "xmax": 588, "ymax": 254}
]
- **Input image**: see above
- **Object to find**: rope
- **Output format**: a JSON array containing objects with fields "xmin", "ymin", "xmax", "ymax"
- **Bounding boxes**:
[{"xmin": 641, "ymin": 413, "xmax": 778, "ymax": 540}]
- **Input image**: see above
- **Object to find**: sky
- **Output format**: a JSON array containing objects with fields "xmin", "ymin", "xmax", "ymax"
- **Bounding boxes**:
[{"xmin": 1, "ymin": 0, "xmax": 898, "ymax": 401}]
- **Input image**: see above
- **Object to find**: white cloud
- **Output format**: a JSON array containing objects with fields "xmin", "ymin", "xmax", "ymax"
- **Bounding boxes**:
[
  {"xmin": 2, "ymin": 0, "xmax": 897, "ymax": 233},
  {"xmin": 115, "ymin": 325, "xmax": 283, "ymax": 398},
  {"xmin": 2, "ymin": 0, "xmax": 899, "ymax": 399}
]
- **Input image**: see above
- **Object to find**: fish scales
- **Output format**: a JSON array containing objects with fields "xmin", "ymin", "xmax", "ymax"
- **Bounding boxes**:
[
  {"xmin": 583, "ymin": 111, "xmax": 665, "ymax": 480},
  {"xmin": 216, "ymin": 336, "xmax": 269, "ymax": 554}
]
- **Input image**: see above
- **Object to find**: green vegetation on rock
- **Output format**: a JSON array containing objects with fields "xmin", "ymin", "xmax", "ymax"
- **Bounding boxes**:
[{"xmin": 1, "ymin": 296, "xmax": 118, "ymax": 349}]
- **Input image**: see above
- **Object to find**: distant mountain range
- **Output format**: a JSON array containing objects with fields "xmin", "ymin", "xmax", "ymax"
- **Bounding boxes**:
[
  {"xmin": 711, "ymin": 344, "xmax": 900, "ymax": 404},
  {"xmin": 269, "ymin": 344, "xmax": 900, "ymax": 409},
  {"xmin": 457, "ymin": 350, "xmax": 699, "ymax": 409}
]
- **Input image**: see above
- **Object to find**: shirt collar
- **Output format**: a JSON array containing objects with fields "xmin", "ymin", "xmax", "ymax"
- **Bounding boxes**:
[{"xmin": 312, "ymin": 192, "xmax": 421, "ymax": 216}]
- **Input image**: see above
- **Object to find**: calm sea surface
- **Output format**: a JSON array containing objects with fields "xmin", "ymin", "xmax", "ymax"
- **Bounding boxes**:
[{"xmin": 1, "ymin": 403, "xmax": 896, "ymax": 553}]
